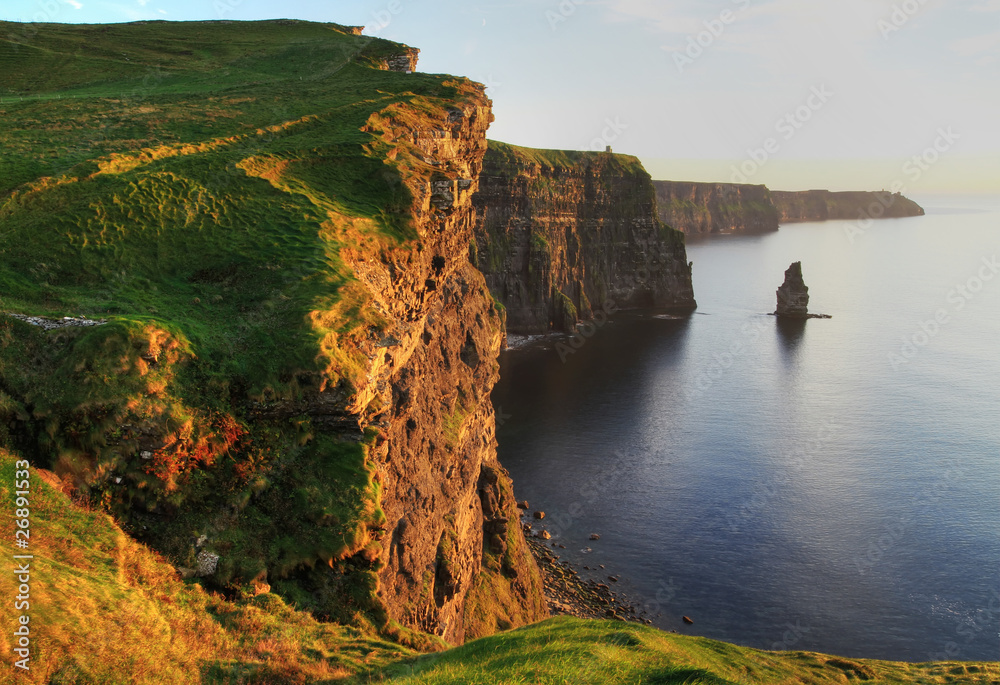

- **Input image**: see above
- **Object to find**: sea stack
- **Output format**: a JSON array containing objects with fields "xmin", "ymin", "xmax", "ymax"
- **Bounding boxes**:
[{"xmin": 775, "ymin": 262, "xmax": 810, "ymax": 317}]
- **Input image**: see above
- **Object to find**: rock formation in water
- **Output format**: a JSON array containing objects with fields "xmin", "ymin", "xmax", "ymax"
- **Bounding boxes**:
[
  {"xmin": 652, "ymin": 182, "xmax": 923, "ymax": 235},
  {"xmin": 472, "ymin": 142, "xmax": 696, "ymax": 334},
  {"xmin": 770, "ymin": 189, "xmax": 925, "ymax": 223},
  {"xmin": 775, "ymin": 262, "xmax": 810, "ymax": 317},
  {"xmin": 652, "ymin": 181, "xmax": 779, "ymax": 235}
]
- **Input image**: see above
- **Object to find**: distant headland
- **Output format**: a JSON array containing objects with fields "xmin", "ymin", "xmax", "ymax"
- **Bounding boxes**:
[{"xmin": 653, "ymin": 181, "xmax": 925, "ymax": 235}]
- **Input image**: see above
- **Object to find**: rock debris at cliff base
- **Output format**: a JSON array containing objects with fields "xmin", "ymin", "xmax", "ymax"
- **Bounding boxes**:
[{"xmin": 525, "ymin": 536, "xmax": 652, "ymax": 626}]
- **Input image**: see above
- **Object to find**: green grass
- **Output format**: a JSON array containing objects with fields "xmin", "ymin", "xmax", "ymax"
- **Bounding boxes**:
[
  {"xmin": 0, "ymin": 20, "xmax": 402, "ymax": 96},
  {"xmin": 0, "ymin": 20, "xmax": 467, "ymax": 401},
  {"xmin": 0, "ymin": 19, "xmax": 487, "ymax": 627},
  {"xmin": 0, "ymin": 447, "xmax": 412, "ymax": 683},
  {"xmin": 379, "ymin": 617, "xmax": 999, "ymax": 684},
  {"xmin": 485, "ymin": 140, "xmax": 646, "ymax": 176}
]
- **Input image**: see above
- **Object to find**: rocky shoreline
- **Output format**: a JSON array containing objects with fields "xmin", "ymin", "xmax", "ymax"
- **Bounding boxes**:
[{"xmin": 523, "ymin": 527, "xmax": 651, "ymax": 625}]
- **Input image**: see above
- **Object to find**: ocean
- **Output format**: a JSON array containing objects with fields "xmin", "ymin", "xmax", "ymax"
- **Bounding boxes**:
[{"xmin": 492, "ymin": 193, "xmax": 1000, "ymax": 661}]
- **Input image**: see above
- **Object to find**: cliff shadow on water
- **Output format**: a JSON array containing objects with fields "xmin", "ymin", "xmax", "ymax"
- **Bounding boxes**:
[{"xmin": 493, "ymin": 313, "xmax": 694, "ymax": 454}]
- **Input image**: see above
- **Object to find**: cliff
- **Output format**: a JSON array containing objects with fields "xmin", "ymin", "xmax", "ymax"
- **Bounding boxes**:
[
  {"xmin": 771, "ymin": 189, "xmax": 925, "ymax": 223},
  {"xmin": 473, "ymin": 142, "xmax": 696, "ymax": 334},
  {"xmin": 0, "ymin": 19, "xmax": 542, "ymax": 648},
  {"xmin": 653, "ymin": 180, "xmax": 779, "ymax": 235},
  {"xmin": 653, "ymin": 182, "xmax": 924, "ymax": 234}
]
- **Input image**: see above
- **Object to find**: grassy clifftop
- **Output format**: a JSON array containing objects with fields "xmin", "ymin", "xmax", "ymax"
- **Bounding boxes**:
[
  {"xmin": 483, "ymin": 140, "xmax": 661, "ymax": 211},
  {"xmin": 484, "ymin": 140, "xmax": 649, "ymax": 175},
  {"xmin": 0, "ymin": 19, "xmax": 405, "ymax": 96},
  {"xmin": 0, "ymin": 19, "xmax": 459, "ymax": 394}
]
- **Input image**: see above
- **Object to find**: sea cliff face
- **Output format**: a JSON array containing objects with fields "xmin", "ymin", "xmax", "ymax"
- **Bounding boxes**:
[
  {"xmin": 355, "ymin": 103, "xmax": 545, "ymax": 644},
  {"xmin": 770, "ymin": 189, "xmax": 925, "ymax": 222},
  {"xmin": 653, "ymin": 182, "xmax": 924, "ymax": 234},
  {"xmin": 473, "ymin": 142, "xmax": 696, "ymax": 334},
  {"xmin": 653, "ymin": 180, "xmax": 779, "ymax": 235}
]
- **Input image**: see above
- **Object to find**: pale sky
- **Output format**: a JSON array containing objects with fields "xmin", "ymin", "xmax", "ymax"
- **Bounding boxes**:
[{"xmin": 3, "ymin": 0, "xmax": 998, "ymax": 192}]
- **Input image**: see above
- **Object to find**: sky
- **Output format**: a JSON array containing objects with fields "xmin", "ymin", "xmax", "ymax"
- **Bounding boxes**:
[{"xmin": 2, "ymin": 0, "xmax": 999, "ymax": 192}]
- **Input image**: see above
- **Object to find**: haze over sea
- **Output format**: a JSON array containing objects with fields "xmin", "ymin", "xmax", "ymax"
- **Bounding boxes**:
[{"xmin": 493, "ymin": 193, "xmax": 1000, "ymax": 662}]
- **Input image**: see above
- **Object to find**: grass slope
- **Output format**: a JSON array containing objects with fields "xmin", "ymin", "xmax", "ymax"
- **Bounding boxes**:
[
  {"xmin": 4, "ymin": 447, "xmax": 996, "ymax": 683},
  {"xmin": 0, "ymin": 448, "xmax": 411, "ymax": 683},
  {"xmin": 385, "ymin": 617, "xmax": 998, "ymax": 684}
]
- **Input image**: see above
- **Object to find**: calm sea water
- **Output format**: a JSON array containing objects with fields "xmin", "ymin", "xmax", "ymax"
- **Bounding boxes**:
[{"xmin": 492, "ymin": 194, "xmax": 1000, "ymax": 662}]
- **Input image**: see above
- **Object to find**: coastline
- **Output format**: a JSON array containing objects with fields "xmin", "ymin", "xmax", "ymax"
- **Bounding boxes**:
[{"xmin": 524, "ymin": 532, "xmax": 651, "ymax": 625}]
